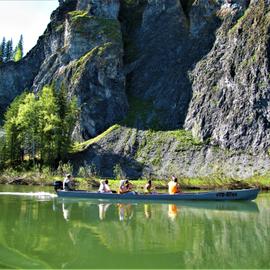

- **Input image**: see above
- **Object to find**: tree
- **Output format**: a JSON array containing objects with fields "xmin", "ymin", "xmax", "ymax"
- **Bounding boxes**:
[
  {"xmin": 3, "ymin": 92, "xmax": 28, "ymax": 164},
  {"xmin": 16, "ymin": 93, "xmax": 40, "ymax": 163},
  {"xmin": 0, "ymin": 37, "xmax": 6, "ymax": 63},
  {"xmin": 1, "ymin": 84, "xmax": 78, "ymax": 168},
  {"xmin": 0, "ymin": 129, "xmax": 6, "ymax": 168},
  {"xmin": 5, "ymin": 39, "xmax": 13, "ymax": 62},
  {"xmin": 55, "ymin": 84, "xmax": 78, "ymax": 162},
  {"xmin": 38, "ymin": 85, "xmax": 60, "ymax": 164},
  {"xmin": 14, "ymin": 35, "xmax": 23, "ymax": 62},
  {"xmin": 13, "ymin": 47, "xmax": 22, "ymax": 62},
  {"xmin": 18, "ymin": 34, "xmax": 23, "ymax": 56}
]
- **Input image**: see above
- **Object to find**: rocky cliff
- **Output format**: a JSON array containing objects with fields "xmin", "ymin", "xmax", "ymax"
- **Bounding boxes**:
[{"xmin": 1, "ymin": 0, "xmax": 270, "ymax": 179}]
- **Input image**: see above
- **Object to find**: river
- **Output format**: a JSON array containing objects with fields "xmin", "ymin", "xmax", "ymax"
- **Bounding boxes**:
[{"xmin": 0, "ymin": 184, "xmax": 269, "ymax": 269}]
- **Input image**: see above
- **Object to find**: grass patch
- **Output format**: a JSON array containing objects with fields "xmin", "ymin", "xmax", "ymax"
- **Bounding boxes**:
[
  {"xmin": 167, "ymin": 129, "xmax": 202, "ymax": 146},
  {"xmin": 229, "ymin": 8, "xmax": 250, "ymax": 35},
  {"xmin": 69, "ymin": 11, "xmax": 121, "ymax": 43},
  {"xmin": 68, "ymin": 10, "xmax": 89, "ymax": 19},
  {"xmin": 1, "ymin": 159, "xmax": 270, "ymax": 190},
  {"xmin": 71, "ymin": 42, "xmax": 114, "ymax": 82},
  {"xmin": 71, "ymin": 124, "xmax": 120, "ymax": 153}
]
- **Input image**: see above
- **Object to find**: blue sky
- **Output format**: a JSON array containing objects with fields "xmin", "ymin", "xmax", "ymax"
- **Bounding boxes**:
[{"xmin": 0, "ymin": 0, "xmax": 59, "ymax": 54}]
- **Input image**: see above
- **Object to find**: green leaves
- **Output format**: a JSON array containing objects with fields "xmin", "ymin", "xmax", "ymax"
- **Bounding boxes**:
[
  {"xmin": 1, "ymin": 84, "xmax": 78, "ymax": 167},
  {"xmin": 13, "ymin": 47, "xmax": 23, "ymax": 62}
]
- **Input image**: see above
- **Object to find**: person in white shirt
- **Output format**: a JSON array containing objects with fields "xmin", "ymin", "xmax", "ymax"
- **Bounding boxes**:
[
  {"xmin": 63, "ymin": 174, "xmax": 75, "ymax": 191},
  {"xmin": 98, "ymin": 179, "xmax": 112, "ymax": 193}
]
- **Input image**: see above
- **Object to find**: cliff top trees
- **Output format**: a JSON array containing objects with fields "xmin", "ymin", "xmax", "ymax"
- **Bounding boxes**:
[{"xmin": 0, "ymin": 35, "xmax": 24, "ymax": 64}]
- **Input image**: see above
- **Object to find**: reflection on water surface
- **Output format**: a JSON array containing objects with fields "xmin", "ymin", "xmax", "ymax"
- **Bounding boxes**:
[{"xmin": 0, "ymin": 185, "xmax": 269, "ymax": 269}]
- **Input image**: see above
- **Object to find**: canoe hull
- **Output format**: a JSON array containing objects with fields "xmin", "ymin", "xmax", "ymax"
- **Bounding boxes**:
[{"xmin": 56, "ymin": 188, "xmax": 259, "ymax": 201}]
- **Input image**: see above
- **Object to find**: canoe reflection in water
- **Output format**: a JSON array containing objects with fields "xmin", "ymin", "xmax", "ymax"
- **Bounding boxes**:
[{"xmin": 56, "ymin": 198, "xmax": 259, "ymax": 223}]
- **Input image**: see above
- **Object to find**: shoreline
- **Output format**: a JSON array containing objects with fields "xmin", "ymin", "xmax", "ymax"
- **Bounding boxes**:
[{"xmin": 0, "ymin": 175, "xmax": 270, "ymax": 191}]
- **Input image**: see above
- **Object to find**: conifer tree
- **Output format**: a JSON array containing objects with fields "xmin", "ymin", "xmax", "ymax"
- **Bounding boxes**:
[
  {"xmin": 14, "ymin": 35, "xmax": 24, "ymax": 62},
  {"xmin": 0, "ymin": 48, "xmax": 2, "ymax": 64},
  {"xmin": 13, "ymin": 47, "xmax": 22, "ymax": 62},
  {"xmin": 18, "ymin": 34, "xmax": 23, "ymax": 56},
  {"xmin": 5, "ymin": 39, "xmax": 13, "ymax": 62},
  {"xmin": 0, "ymin": 37, "xmax": 6, "ymax": 63}
]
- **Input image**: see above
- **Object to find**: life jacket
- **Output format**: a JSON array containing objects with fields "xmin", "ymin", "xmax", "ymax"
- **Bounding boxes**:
[{"xmin": 168, "ymin": 181, "xmax": 180, "ymax": 194}]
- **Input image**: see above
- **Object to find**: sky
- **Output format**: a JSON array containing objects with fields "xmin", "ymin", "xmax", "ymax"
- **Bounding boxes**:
[{"xmin": 0, "ymin": 0, "xmax": 59, "ymax": 54}]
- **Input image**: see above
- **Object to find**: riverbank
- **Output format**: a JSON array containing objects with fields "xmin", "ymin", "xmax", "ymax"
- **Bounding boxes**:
[{"xmin": 0, "ymin": 170, "xmax": 270, "ymax": 191}]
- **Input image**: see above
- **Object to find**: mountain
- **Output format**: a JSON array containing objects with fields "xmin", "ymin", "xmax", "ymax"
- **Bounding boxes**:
[{"xmin": 0, "ymin": 0, "xmax": 270, "ymax": 179}]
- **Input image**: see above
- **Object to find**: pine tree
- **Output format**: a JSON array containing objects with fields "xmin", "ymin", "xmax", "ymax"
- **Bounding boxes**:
[
  {"xmin": 5, "ymin": 39, "xmax": 13, "ymax": 62},
  {"xmin": 18, "ymin": 34, "xmax": 23, "ymax": 56},
  {"xmin": 14, "ymin": 35, "xmax": 24, "ymax": 62},
  {"xmin": 13, "ymin": 46, "xmax": 22, "ymax": 62},
  {"xmin": 55, "ymin": 84, "xmax": 78, "ymax": 162},
  {"xmin": 0, "ymin": 37, "xmax": 6, "ymax": 63}
]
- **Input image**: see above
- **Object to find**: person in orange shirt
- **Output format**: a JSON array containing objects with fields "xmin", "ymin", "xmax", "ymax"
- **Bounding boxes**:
[{"xmin": 168, "ymin": 176, "xmax": 181, "ymax": 194}]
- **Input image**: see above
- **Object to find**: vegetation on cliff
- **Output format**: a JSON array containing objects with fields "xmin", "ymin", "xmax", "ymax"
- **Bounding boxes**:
[
  {"xmin": 1, "ymin": 0, "xmax": 270, "ymax": 187},
  {"xmin": 0, "ymin": 35, "xmax": 24, "ymax": 64}
]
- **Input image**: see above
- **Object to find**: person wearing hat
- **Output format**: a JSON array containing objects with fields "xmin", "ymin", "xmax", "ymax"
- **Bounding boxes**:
[{"xmin": 63, "ymin": 174, "xmax": 75, "ymax": 191}]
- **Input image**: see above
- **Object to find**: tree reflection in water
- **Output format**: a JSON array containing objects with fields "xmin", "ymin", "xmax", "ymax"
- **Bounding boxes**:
[{"xmin": 0, "ymin": 189, "xmax": 268, "ymax": 269}]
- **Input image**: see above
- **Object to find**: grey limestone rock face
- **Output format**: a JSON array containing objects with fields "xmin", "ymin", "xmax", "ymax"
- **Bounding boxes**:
[
  {"xmin": 120, "ymin": 0, "xmax": 221, "ymax": 129},
  {"xmin": 73, "ymin": 125, "xmax": 270, "ymax": 179},
  {"xmin": 0, "ymin": 39, "xmax": 46, "ymax": 118},
  {"xmin": 77, "ymin": 0, "xmax": 120, "ymax": 18},
  {"xmin": 0, "ymin": 0, "xmax": 128, "ymax": 139},
  {"xmin": 1, "ymin": 0, "xmax": 270, "ymax": 178},
  {"xmin": 185, "ymin": 0, "xmax": 270, "ymax": 153}
]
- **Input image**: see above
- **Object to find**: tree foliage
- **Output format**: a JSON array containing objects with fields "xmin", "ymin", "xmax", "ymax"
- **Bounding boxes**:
[
  {"xmin": 13, "ymin": 35, "xmax": 23, "ymax": 62},
  {"xmin": 1, "ymin": 84, "xmax": 78, "ymax": 167},
  {"xmin": 0, "ymin": 35, "xmax": 24, "ymax": 63}
]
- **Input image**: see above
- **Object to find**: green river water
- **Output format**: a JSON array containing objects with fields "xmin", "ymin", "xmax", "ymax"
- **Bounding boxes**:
[{"xmin": 0, "ymin": 184, "xmax": 269, "ymax": 269}]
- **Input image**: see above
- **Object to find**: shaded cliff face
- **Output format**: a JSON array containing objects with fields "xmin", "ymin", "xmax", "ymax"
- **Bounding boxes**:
[
  {"xmin": 119, "ymin": 0, "xmax": 221, "ymax": 129},
  {"xmin": 185, "ymin": 1, "xmax": 270, "ymax": 152},
  {"xmin": 72, "ymin": 0, "xmax": 270, "ymax": 178}
]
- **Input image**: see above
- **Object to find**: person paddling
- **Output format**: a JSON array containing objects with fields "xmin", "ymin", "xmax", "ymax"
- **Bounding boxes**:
[
  {"xmin": 63, "ymin": 174, "xmax": 75, "ymax": 191},
  {"xmin": 144, "ymin": 180, "xmax": 153, "ymax": 194},
  {"xmin": 168, "ymin": 176, "xmax": 181, "ymax": 195},
  {"xmin": 118, "ymin": 179, "xmax": 133, "ymax": 194}
]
